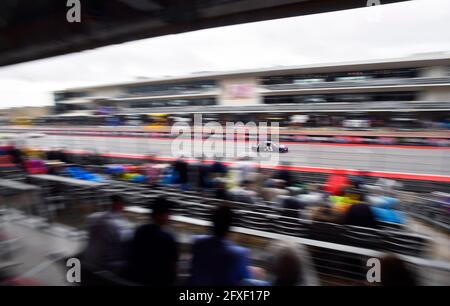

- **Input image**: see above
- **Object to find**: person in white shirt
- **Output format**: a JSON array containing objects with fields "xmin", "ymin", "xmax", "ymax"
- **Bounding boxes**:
[
  {"xmin": 83, "ymin": 195, "xmax": 134, "ymax": 272},
  {"xmin": 237, "ymin": 157, "xmax": 256, "ymax": 184}
]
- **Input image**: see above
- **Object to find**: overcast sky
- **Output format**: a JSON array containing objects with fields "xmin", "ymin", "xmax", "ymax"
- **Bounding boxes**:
[{"xmin": 1, "ymin": 0, "xmax": 450, "ymax": 109}]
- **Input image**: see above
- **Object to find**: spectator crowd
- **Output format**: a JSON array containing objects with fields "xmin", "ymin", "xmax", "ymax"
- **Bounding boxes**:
[{"xmin": 0, "ymin": 144, "xmax": 417, "ymax": 286}]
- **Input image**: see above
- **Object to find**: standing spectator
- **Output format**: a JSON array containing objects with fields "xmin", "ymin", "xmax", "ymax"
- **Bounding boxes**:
[
  {"xmin": 244, "ymin": 241, "xmax": 319, "ymax": 286},
  {"xmin": 189, "ymin": 205, "xmax": 251, "ymax": 286},
  {"xmin": 174, "ymin": 158, "xmax": 189, "ymax": 190},
  {"xmin": 83, "ymin": 195, "xmax": 133, "ymax": 273},
  {"xmin": 125, "ymin": 196, "xmax": 179, "ymax": 286},
  {"xmin": 380, "ymin": 254, "xmax": 417, "ymax": 286},
  {"xmin": 266, "ymin": 241, "xmax": 312, "ymax": 286}
]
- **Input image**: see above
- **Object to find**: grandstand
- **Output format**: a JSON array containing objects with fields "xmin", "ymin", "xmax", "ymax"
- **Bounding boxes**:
[{"xmin": 42, "ymin": 54, "xmax": 450, "ymax": 129}]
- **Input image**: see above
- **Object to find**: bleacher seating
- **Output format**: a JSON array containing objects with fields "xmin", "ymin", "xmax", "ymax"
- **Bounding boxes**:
[{"xmin": 96, "ymin": 179, "xmax": 433, "ymax": 257}]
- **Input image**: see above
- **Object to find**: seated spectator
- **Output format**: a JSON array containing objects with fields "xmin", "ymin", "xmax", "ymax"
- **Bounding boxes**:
[
  {"xmin": 277, "ymin": 188, "xmax": 306, "ymax": 218},
  {"xmin": 324, "ymin": 170, "xmax": 350, "ymax": 196},
  {"xmin": 253, "ymin": 168, "xmax": 270, "ymax": 193},
  {"xmin": 375, "ymin": 178, "xmax": 403, "ymax": 195},
  {"xmin": 343, "ymin": 188, "xmax": 365, "ymax": 204},
  {"xmin": 349, "ymin": 170, "xmax": 369, "ymax": 190},
  {"xmin": 371, "ymin": 204, "xmax": 406, "ymax": 225},
  {"xmin": 143, "ymin": 154, "xmax": 160, "ymax": 186},
  {"xmin": 210, "ymin": 157, "xmax": 228, "ymax": 179},
  {"xmin": 296, "ymin": 185, "xmax": 324, "ymax": 205},
  {"xmin": 189, "ymin": 205, "xmax": 251, "ymax": 286},
  {"xmin": 310, "ymin": 204, "xmax": 340, "ymax": 223},
  {"xmin": 226, "ymin": 163, "xmax": 240, "ymax": 190},
  {"xmin": 0, "ymin": 154, "xmax": 15, "ymax": 170},
  {"xmin": 237, "ymin": 157, "xmax": 256, "ymax": 185},
  {"xmin": 280, "ymin": 196, "xmax": 305, "ymax": 218},
  {"xmin": 214, "ymin": 178, "xmax": 230, "ymax": 201},
  {"xmin": 160, "ymin": 165, "xmax": 178, "ymax": 185},
  {"xmin": 197, "ymin": 156, "xmax": 211, "ymax": 190},
  {"xmin": 23, "ymin": 159, "xmax": 48, "ymax": 174},
  {"xmin": 125, "ymin": 196, "xmax": 179, "ymax": 286},
  {"xmin": 229, "ymin": 180, "xmax": 258, "ymax": 204},
  {"xmin": 380, "ymin": 254, "xmax": 417, "ymax": 286},
  {"xmin": 343, "ymin": 202, "xmax": 378, "ymax": 228},
  {"xmin": 8, "ymin": 143, "xmax": 24, "ymax": 167},
  {"xmin": 330, "ymin": 196, "xmax": 351, "ymax": 215},
  {"xmin": 263, "ymin": 179, "xmax": 289, "ymax": 202},
  {"xmin": 46, "ymin": 148, "xmax": 68, "ymax": 163},
  {"xmin": 275, "ymin": 162, "xmax": 294, "ymax": 187},
  {"xmin": 83, "ymin": 195, "xmax": 133, "ymax": 272},
  {"xmin": 187, "ymin": 158, "xmax": 201, "ymax": 189}
]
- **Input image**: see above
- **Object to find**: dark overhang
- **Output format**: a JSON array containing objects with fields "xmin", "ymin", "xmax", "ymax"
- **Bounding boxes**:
[{"xmin": 0, "ymin": 0, "xmax": 409, "ymax": 67}]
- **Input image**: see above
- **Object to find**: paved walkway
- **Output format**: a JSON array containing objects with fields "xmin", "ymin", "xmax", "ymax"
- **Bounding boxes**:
[{"xmin": 1, "ymin": 220, "xmax": 84, "ymax": 285}]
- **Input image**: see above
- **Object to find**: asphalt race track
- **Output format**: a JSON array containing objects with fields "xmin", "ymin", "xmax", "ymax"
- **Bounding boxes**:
[{"xmin": 23, "ymin": 134, "xmax": 450, "ymax": 176}]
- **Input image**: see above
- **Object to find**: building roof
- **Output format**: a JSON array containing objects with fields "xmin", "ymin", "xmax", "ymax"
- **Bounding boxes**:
[{"xmin": 56, "ymin": 53, "xmax": 450, "ymax": 93}]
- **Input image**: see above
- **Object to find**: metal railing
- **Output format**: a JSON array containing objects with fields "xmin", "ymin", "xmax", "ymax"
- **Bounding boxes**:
[
  {"xmin": 170, "ymin": 214, "xmax": 450, "ymax": 285},
  {"xmin": 399, "ymin": 191, "xmax": 450, "ymax": 232}
]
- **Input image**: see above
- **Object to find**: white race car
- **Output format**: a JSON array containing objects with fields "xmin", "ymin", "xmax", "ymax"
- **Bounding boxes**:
[{"xmin": 252, "ymin": 141, "xmax": 288, "ymax": 153}]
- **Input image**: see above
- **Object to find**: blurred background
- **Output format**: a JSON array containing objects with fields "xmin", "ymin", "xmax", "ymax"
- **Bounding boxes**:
[{"xmin": 0, "ymin": 0, "xmax": 449, "ymax": 286}]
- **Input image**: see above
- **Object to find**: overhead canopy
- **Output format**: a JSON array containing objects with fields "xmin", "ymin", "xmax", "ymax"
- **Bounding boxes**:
[{"xmin": 0, "ymin": 0, "xmax": 409, "ymax": 67}]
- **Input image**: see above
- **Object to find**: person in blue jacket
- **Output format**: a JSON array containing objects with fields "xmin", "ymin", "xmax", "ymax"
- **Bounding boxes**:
[{"xmin": 189, "ymin": 205, "xmax": 250, "ymax": 286}]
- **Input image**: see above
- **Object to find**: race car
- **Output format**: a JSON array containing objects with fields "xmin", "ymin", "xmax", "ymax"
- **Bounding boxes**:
[{"xmin": 252, "ymin": 141, "xmax": 288, "ymax": 153}]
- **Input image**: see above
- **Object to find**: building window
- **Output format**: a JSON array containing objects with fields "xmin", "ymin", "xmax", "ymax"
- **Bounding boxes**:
[
  {"xmin": 128, "ymin": 98, "xmax": 216, "ymax": 108},
  {"xmin": 261, "ymin": 68, "xmax": 418, "ymax": 85},
  {"xmin": 263, "ymin": 92, "xmax": 416, "ymax": 104},
  {"xmin": 126, "ymin": 80, "xmax": 216, "ymax": 96},
  {"xmin": 54, "ymin": 91, "xmax": 87, "ymax": 101}
]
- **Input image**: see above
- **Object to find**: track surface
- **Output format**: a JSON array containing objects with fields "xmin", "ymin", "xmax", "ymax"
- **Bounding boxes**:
[{"xmin": 24, "ymin": 134, "xmax": 450, "ymax": 176}]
